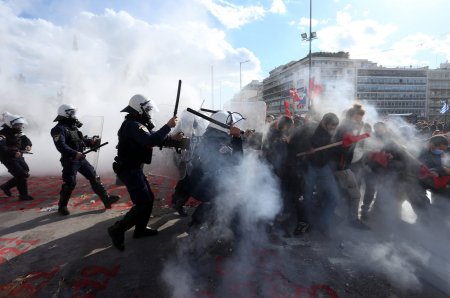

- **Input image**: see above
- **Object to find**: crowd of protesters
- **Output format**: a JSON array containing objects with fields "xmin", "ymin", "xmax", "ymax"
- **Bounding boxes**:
[{"xmin": 261, "ymin": 104, "xmax": 450, "ymax": 238}]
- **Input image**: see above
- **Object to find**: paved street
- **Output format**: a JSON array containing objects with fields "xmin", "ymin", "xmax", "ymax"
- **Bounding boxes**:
[{"xmin": 0, "ymin": 174, "xmax": 448, "ymax": 298}]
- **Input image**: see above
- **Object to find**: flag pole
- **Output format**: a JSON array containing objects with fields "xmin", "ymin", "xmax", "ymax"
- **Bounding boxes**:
[{"xmin": 445, "ymin": 99, "xmax": 449, "ymax": 131}]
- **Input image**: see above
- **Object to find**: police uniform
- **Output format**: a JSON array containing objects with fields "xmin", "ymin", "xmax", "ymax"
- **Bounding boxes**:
[
  {"xmin": 171, "ymin": 134, "xmax": 202, "ymax": 216},
  {"xmin": 0, "ymin": 125, "xmax": 34, "ymax": 200},
  {"xmin": 108, "ymin": 94, "xmax": 176, "ymax": 251},
  {"xmin": 188, "ymin": 125, "xmax": 243, "ymax": 228},
  {"xmin": 51, "ymin": 117, "xmax": 119, "ymax": 215}
]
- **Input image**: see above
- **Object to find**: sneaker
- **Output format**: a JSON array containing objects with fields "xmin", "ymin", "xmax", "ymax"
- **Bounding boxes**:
[
  {"xmin": 58, "ymin": 206, "xmax": 70, "ymax": 216},
  {"xmin": 133, "ymin": 227, "xmax": 158, "ymax": 239},
  {"xmin": 108, "ymin": 224, "xmax": 125, "ymax": 251},
  {"xmin": 18, "ymin": 195, "xmax": 34, "ymax": 201},
  {"xmin": 0, "ymin": 186, "xmax": 12, "ymax": 197},
  {"xmin": 103, "ymin": 195, "xmax": 120, "ymax": 209}
]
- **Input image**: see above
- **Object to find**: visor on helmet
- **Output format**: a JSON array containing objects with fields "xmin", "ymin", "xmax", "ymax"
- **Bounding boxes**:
[
  {"xmin": 12, "ymin": 123, "xmax": 24, "ymax": 129},
  {"xmin": 141, "ymin": 101, "xmax": 153, "ymax": 113},
  {"xmin": 65, "ymin": 108, "xmax": 77, "ymax": 118}
]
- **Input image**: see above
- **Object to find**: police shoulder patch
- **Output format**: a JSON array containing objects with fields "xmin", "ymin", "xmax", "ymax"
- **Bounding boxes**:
[
  {"xmin": 138, "ymin": 125, "xmax": 149, "ymax": 133},
  {"xmin": 53, "ymin": 134, "xmax": 60, "ymax": 142}
]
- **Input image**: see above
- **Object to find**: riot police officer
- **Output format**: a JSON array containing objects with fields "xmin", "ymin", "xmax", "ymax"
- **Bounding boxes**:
[
  {"xmin": 187, "ymin": 111, "xmax": 244, "ymax": 231},
  {"xmin": 0, "ymin": 112, "xmax": 34, "ymax": 201},
  {"xmin": 108, "ymin": 94, "xmax": 179, "ymax": 251},
  {"xmin": 50, "ymin": 104, "xmax": 120, "ymax": 215}
]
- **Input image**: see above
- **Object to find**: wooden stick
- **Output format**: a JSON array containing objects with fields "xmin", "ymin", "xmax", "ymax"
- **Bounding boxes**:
[{"xmin": 296, "ymin": 141, "xmax": 343, "ymax": 157}]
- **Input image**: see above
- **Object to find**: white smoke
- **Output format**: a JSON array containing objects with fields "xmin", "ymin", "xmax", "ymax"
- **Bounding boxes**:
[
  {"xmin": 0, "ymin": 1, "xmax": 260, "ymax": 176},
  {"xmin": 162, "ymin": 151, "xmax": 282, "ymax": 297}
]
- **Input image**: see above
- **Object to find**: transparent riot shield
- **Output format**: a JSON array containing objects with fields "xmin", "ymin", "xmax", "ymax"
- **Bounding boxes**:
[
  {"xmin": 222, "ymin": 101, "xmax": 267, "ymax": 150},
  {"xmin": 144, "ymin": 104, "xmax": 207, "ymax": 180},
  {"xmin": 79, "ymin": 115, "xmax": 104, "ymax": 172},
  {"xmin": 222, "ymin": 101, "xmax": 267, "ymax": 133},
  {"xmin": 173, "ymin": 108, "xmax": 208, "ymax": 179}
]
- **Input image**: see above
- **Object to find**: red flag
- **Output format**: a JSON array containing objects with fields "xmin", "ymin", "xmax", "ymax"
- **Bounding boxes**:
[
  {"xmin": 290, "ymin": 88, "xmax": 301, "ymax": 102},
  {"xmin": 308, "ymin": 78, "xmax": 324, "ymax": 98},
  {"xmin": 342, "ymin": 133, "xmax": 370, "ymax": 147},
  {"xmin": 284, "ymin": 101, "xmax": 292, "ymax": 117}
]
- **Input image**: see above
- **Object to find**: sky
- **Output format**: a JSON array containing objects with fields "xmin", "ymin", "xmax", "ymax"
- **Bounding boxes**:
[
  {"xmin": 1, "ymin": 0, "xmax": 450, "ymax": 174},
  {"xmin": 2, "ymin": 0, "xmax": 450, "ymax": 103}
]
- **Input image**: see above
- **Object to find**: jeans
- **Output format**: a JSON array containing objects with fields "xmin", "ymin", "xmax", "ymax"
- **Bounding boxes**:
[{"xmin": 303, "ymin": 163, "xmax": 339, "ymax": 230}]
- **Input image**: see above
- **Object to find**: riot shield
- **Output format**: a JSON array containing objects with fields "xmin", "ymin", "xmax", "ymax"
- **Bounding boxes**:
[
  {"xmin": 79, "ymin": 115, "xmax": 104, "ymax": 172},
  {"xmin": 144, "ymin": 104, "xmax": 203, "ymax": 180},
  {"xmin": 222, "ymin": 101, "xmax": 267, "ymax": 133},
  {"xmin": 222, "ymin": 101, "xmax": 267, "ymax": 150}
]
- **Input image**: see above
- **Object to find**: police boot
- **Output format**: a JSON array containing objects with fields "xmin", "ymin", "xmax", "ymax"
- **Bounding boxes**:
[
  {"xmin": 90, "ymin": 177, "xmax": 120, "ymax": 209},
  {"xmin": 108, "ymin": 206, "xmax": 138, "ymax": 251},
  {"xmin": 133, "ymin": 206, "xmax": 158, "ymax": 238},
  {"xmin": 58, "ymin": 184, "xmax": 74, "ymax": 216},
  {"xmin": 0, "ymin": 179, "xmax": 16, "ymax": 197},
  {"xmin": 16, "ymin": 178, "xmax": 34, "ymax": 201}
]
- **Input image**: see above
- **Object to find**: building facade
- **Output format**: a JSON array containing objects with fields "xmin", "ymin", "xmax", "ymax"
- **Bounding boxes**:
[
  {"xmin": 261, "ymin": 52, "xmax": 375, "ymax": 115},
  {"xmin": 234, "ymin": 80, "xmax": 263, "ymax": 102},
  {"xmin": 427, "ymin": 62, "xmax": 450, "ymax": 120},
  {"xmin": 247, "ymin": 53, "xmax": 450, "ymax": 119},
  {"xmin": 356, "ymin": 67, "xmax": 428, "ymax": 116}
]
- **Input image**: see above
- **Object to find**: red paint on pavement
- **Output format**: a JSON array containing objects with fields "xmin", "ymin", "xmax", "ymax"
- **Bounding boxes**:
[{"xmin": 0, "ymin": 238, "xmax": 40, "ymax": 264}]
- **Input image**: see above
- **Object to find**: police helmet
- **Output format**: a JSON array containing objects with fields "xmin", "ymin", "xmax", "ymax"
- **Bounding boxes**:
[
  {"xmin": 121, "ymin": 94, "xmax": 159, "ymax": 115},
  {"xmin": 54, "ymin": 104, "xmax": 78, "ymax": 122},
  {"xmin": 1, "ymin": 112, "xmax": 27, "ymax": 128},
  {"xmin": 209, "ymin": 111, "xmax": 245, "ymax": 133}
]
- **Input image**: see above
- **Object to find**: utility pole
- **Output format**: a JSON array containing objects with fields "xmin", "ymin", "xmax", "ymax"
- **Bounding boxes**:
[
  {"xmin": 211, "ymin": 65, "xmax": 214, "ymax": 108},
  {"xmin": 308, "ymin": 0, "xmax": 312, "ymax": 109},
  {"xmin": 301, "ymin": 0, "xmax": 317, "ymax": 110},
  {"xmin": 240, "ymin": 60, "xmax": 249, "ymax": 101}
]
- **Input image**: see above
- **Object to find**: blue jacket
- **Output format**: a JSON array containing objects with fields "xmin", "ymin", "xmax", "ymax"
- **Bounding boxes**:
[{"xmin": 116, "ymin": 114, "xmax": 171, "ymax": 167}]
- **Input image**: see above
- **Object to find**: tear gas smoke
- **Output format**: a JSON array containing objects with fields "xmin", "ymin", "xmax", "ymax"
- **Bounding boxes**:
[
  {"xmin": 162, "ymin": 151, "xmax": 282, "ymax": 297},
  {"xmin": 0, "ymin": 2, "xmax": 257, "ymax": 176}
]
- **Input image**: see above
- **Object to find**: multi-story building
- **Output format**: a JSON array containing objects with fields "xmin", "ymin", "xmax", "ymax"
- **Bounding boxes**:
[
  {"xmin": 252, "ymin": 53, "xmax": 449, "ymax": 119},
  {"xmin": 262, "ymin": 52, "xmax": 375, "ymax": 115},
  {"xmin": 356, "ymin": 67, "xmax": 428, "ymax": 116},
  {"xmin": 427, "ymin": 62, "xmax": 450, "ymax": 120},
  {"xmin": 234, "ymin": 80, "xmax": 263, "ymax": 102}
]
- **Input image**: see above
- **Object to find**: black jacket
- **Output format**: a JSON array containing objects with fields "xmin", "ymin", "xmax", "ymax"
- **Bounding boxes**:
[
  {"xmin": 308, "ymin": 123, "xmax": 334, "ymax": 168},
  {"xmin": 0, "ymin": 125, "xmax": 32, "ymax": 161}
]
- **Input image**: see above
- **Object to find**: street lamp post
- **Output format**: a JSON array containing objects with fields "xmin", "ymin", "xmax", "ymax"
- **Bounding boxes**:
[
  {"xmin": 301, "ymin": 0, "xmax": 317, "ymax": 109},
  {"xmin": 240, "ymin": 60, "xmax": 249, "ymax": 101}
]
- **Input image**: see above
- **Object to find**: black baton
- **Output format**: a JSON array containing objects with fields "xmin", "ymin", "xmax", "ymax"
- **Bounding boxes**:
[
  {"xmin": 174, "ymin": 80, "xmax": 182, "ymax": 117},
  {"xmin": 200, "ymin": 108, "xmax": 219, "ymax": 113},
  {"xmin": 186, "ymin": 108, "xmax": 245, "ymax": 134},
  {"xmin": 83, "ymin": 142, "xmax": 109, "ymax": 155}
]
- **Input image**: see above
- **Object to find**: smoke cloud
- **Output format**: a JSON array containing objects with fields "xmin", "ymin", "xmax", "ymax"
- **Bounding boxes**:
[{"xmin": 0, "ymin": 1, "xmax": 259, "ymax": 176}]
